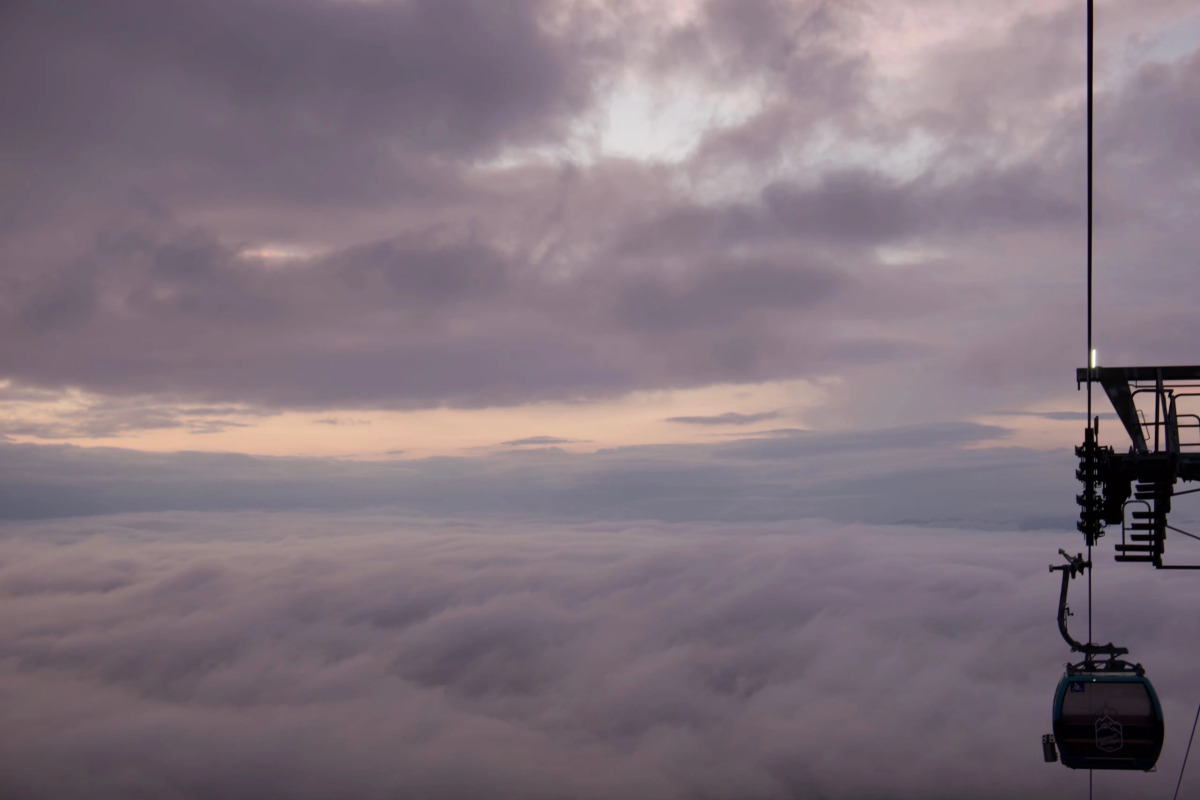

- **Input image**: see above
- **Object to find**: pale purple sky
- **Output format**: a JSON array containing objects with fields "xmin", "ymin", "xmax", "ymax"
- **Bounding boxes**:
[{"xmin": 2, "ymin": 1, "xmax": 1200, "ymax": 796}]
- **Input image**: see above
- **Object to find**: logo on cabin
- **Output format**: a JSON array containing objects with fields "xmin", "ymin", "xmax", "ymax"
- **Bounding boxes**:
[{"xmin": 1095, "ymin": 715, "xmax": 1123, "ymax": 752}]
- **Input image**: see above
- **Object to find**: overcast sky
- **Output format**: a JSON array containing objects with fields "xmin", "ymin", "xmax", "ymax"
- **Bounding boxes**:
[
  {"xmin": 3, "ymin": 0, "xmax": 1199, "ymax": 464},
  {"xmin": 3, "ymin": 0, "xmax": 1200, "ymax": 797}
]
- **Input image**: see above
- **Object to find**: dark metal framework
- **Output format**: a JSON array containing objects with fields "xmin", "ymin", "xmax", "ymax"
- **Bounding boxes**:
[
  {"xmin": 1050, "ymin": 549, "xmax": 1141, "ymax": 675},
  {"xmin": 1075, "ymin": 366, "xmax": 1200, "ymax": 569}
]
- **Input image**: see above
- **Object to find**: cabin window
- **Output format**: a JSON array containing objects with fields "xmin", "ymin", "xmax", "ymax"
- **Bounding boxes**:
[{"xmin": 1060, "ymin": 682, "xmax": 1154, "ymax": 721}]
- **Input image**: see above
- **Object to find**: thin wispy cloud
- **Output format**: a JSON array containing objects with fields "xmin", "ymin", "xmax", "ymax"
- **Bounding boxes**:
[
  {"xmin": 666, "ymin": 411, "xmax": 781, "ymax": 426},
  {"xmin": 992, "ymin": 410, "xmax": 1116, "ymax": 421},
  {"xmin": 500, "ymin": 435, "xmax": 581, "ymax": 446}
]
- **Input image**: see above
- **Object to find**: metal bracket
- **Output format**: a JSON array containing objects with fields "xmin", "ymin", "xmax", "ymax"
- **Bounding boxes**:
[{"xmin": 1049, "ymin": 550, "xmax": 1142, "ymax": 673}]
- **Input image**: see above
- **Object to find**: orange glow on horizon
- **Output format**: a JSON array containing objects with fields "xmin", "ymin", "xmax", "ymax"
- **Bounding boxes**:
[{"xmin": 0, "ymin": 380, "xmax": 832, "ymax": 460}]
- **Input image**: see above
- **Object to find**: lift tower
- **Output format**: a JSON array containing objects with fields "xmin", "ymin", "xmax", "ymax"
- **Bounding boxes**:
[{"xmin": 1076, "ymin": 366, "xmax": 1200, "ymax": 569}]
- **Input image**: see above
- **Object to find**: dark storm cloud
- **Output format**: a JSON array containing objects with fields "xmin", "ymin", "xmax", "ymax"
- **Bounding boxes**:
[
  {"xmin": 2, "ymin": 512, "xmax": 1198, "ymax": 799},
  {"xmin": 619, "ymin": 162, "xmax": 1080, "ymax": 255},
  {"xmin": 0, "ymin": 422, "xmax": 1075, "ymax": 531},
  {"xmin": 1108, "ymin": 47, "xmax": 1200, "ymax": 179},
  {"xmin": 607, "ymin": 255, "xmax": 848, "ymax": 340},
  {"xmin": 667, "ymin": 411, "xmax": 781, "ymax": 426},
  {"xmin": 0, "ymin": 224, "xmax": 877, "ymax": 407},
  {"xmin": 654, "ymin": 0, "xmax": 871, "ymax": 118},
  {"xmin": 0, "ymin": 0, "xmax": 598, "ymax": 211}
]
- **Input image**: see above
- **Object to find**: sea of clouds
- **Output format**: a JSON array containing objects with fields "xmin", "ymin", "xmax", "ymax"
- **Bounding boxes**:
[{"xmin": 2, "ymin": 512, "xmax": 1198, "ymax": 799}]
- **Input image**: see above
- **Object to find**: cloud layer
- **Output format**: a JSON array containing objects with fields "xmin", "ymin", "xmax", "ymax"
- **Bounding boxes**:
[
  {"xmin": 3, "ymin": 512, "xmax": 1199, "ymax": 799},
  {"xmin": 0, "ymin": 421, "xmax": 1086, "ymax": 533}
]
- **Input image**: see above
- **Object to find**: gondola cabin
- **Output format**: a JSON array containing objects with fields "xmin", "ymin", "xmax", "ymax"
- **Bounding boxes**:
[{"xmin": 1051, "ymin": 673, "xmax": 1164, "ymax": 770}]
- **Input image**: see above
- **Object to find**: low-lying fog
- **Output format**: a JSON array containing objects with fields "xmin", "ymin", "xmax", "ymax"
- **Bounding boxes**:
[{"xmin": 2, "ymin": 512, "xmax": 1197, "ymax": 799}]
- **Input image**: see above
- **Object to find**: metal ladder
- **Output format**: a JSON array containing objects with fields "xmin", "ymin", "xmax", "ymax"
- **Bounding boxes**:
[{"xmin": 1116, "ymin": 479, "xmax": 1173, "ymax": 566}]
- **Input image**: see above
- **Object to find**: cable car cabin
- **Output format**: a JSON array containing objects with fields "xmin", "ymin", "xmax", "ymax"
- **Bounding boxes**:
[{"xmin": 1052, "ymin": 673, "xmax": 1164, "ymax": 770}]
